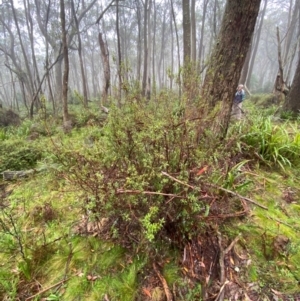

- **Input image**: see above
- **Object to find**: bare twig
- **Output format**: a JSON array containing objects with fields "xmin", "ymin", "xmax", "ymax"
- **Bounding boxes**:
[
  {"xmin": 216, "ymin": 233, "xmax": 241, "ymax": 301},
  {"xmin": 25, "ymin": 276, "xmax": 73, "ymax": 300},
  {"xmin": 161, "ymin": 171, "xmax": 267, "ymax": 210},
  {"xmin": 161, "ymin": 171, "xmax": 197, "ymax": 190},
  {"xmin": 208, "ymin": 184, "xmax": 268, "ymax": 210},
  {"xmin": 153, "ymin": 263, "xmax": 173, "ymax": 301},
  {"xmin": 117, "ymin": 189, "xmax": 185, "ymax": 199}
]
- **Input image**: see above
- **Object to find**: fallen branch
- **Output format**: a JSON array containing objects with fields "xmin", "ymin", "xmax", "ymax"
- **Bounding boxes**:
[
  {"xmin": 216, "ymin": 233, "xmax": 241, "ymax": 301},
  {"xmin": 2, "ymin": 170, "xmax": 35, "ymax": 181},
  {"xmin": 117, "ymin": 189, "xmax": 184, "ymax": 199},
  {"xmin": 208, "ymin": 184, "xmax": 268, "ymax": 210},
  {"xmin": 25, "ymin": 276, "xmax": 73, "ymax": 301},
  {"xmin": 161, "ymin": 171, "xmax": 267, "ymax": 210},
  {"xmin": 161, "ymin": 171, "xmax": 198, "ymax": 190},
  {"xmin": 153, "ymin": 262, "xmax": 173, "ymax": 301}
]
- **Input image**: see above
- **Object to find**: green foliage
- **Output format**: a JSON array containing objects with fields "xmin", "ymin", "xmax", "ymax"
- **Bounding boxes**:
[
  {"xmin": 1, "ymin": 92, "xmax": 300, "ymax": 300},
  {"xmin": 0, "ymin": 140, "xmax": 42, "ymax": 172},
  {"xmin": 52, "ymin": 101, "xmax": 206, "ymax": 250},
  {"xmin": 238, "ymin": 116, "xmax": 300, "ymax": 169}
]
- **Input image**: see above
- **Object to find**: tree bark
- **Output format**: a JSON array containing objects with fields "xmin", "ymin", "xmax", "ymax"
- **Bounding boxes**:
[
  {"xmin": 191, "ymin": 0, "xmax": 196, "ymax": 62},
  {"xmin": 60, "ymin": 0, "xmax": 70, "ymax": 129},
  {"xmin": 170, "ymin": 0, "xmax": 181, "ymax": 98},
  {"xmin": 201, "ymin": 0, "xmax": 261, "ymax": 138},
  {"xmin": 284, "ymin": 52, "xmax": 300, "ymax": 113},
  {"xmin": 245, "ymin": 0, "xmax": 268, "ymax": 88},
  {"xmin": 142, "ymin": 0, "xmax": 149, "ymax": 97},
  {"xmin": 116, "ymin": 0, "xmax": 122, "ymax": 105},
  {"xmin": 182, "ymin": 0, "xmax": 191, "ymax": 64},
  {"xmin": 197, "ymin": 0, "xmax": 208, "ymax": 74},
  {"xmin": 71, "ymin": 0, "xmax": 88, "ymax": 108},
  {"xmin": 98, "ymin": 32, "xmax": 110, "ymax": 105}
]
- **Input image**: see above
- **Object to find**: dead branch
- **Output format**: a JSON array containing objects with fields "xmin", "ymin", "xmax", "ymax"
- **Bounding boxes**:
[
  {"xmin": 216, "ymin": 233, "xmax": 241, "ymax": 301},
  {"xmin": 208, "ymin": 184, "xmax": 268, "ymax": 210},
  {"xmin": 153, "ymin": 262, "xmax": 173, "ymax": 301},
  {"xmin": 2, "ymin": 169, "xmax": 35, "ymax": 180},
  {"xmin": 161, "ymin": 171, "xmax": 268, "ymax": 210},
  {"xmin": 117, "ymin": 188, "xmax": 185, "ymax": 199},
  {"xmin": 161, "ymin": 171, "xmax": 198, "ymax": 190},
  {"xmin": 25, "ymin": 276, "xmax": 74, "ymax": 301}
]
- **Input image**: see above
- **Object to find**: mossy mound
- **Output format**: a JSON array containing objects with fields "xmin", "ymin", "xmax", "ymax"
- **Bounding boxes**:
[{"xmin": 0, "ymin": 108, "xmax": 21, "ymax": 127}]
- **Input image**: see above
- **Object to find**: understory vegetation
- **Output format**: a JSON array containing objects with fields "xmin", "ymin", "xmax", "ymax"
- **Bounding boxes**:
[{"xmin": 0, "ymin": 95, "xmax": 300, "ymax": 300}]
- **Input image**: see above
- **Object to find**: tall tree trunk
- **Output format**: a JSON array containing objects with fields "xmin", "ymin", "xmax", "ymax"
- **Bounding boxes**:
[
  {"xmin": 170, "ymin": 0, "xmax": 181, "ymax": 98},
  {"xmin": 182, "ymin": 0, "xmax": 191, "ymax": 95},
  {"xmin": 60, "ymin": 0, "xmax": 70, "ymax": 128},
  {"xmin": 116, "ymin": 0, "xmax": 122, "ymax": 105},
  {"xmin": 10, "ymin": 0, "xmax": 35, "ymax": 114},
  {"xmin": 98, "ymin": 32, "xmax": 110, "ymax": 105},
  {"xmin": 246, "ymin": 0, "xmax": 268, "ymax": 88},
  {"xmin": 182, "ymin": 0, "xmax": 191, "ymax": 64},
  {"xmin": 24, "ymin": 0, "xmax": 41, "ymax": 96},
  {"xmin": 135, "ymin": 0, "xmax": 142, "ymax": 83},
  {"xmin": 170, "ymin": 7, "xmax": 174, "ymax": 90},
  {"xmin": 142, "ymin": 0, "xmax": 149, "ymax": 97},
  {"xmin": 158, "ymin": 8, "xmax": 167, "ymax": 89},
  {"xmin": 146, "ymin": 0, "xmax": 152, "ymax": 100},
  {"xmin": 202, "ymin": 0, "xmax": 261, "ymax": 139},
  {"xmin": 284, "ymin": 55, "xmax": 300, "ymax": 113},
  {"xmin": 71, "ymin": 0, "xmax": 88, "ymax": 108},
  {"xmin": 191, "ymin": 0, "xmax": 196, "ymax": 62},
  {"xmin": 152, "ymin": 0, "xmax": 157, "ymax": 96},
  {"xmin": 274, "ymin": 27, "xmax": 289, "ymax": 102},
  {"xmin": 198, "ymin": 0, "xmax": 208, "ymax": 73}
]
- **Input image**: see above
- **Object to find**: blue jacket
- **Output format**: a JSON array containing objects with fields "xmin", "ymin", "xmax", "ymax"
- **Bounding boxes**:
[{"xmin": 234, "ymin": 89, "xmax": 245, "ymax": 103}]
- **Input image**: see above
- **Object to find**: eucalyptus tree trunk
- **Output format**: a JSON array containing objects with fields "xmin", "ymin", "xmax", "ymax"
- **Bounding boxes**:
[
  {"xmin": 182, "ymin": 0, "xmax": 191, "ymax": 64},
  {"xmin": 10, "ymin": 0, "xmax": 35, "ymax": 110},
  {"xmin": 152, "ymin": 0, "xmax": 157, "ymax": 96},
  {"xmin": 135, "ymin": 0, "xmax": 142, "ymax": 83},
  {"xmin": 60, "ymin": 0, "xmax": 70, "ymax": 129},
  {"xmin": 191, "ymin": 0, "xmax": 196, "ymax": 62},
  {"xmin": 158, "ymin": 8, "xmax": 167, "ymax": 89},
  {"xmin": 71, "ymin": 0, "xmax": 88, "ymax": 108},
  {"xmin": 142, "ymin": 0, "xmax": 149, "ymax": 97},
  {"xmin": 202, "ymin": 0, "xmax": 261, "ymax": 139},
  {"xmin": 146, "ymin": 0, "xmax": 152, "ymax": 100},
  {"xmin": 170, "ymin": 7, "xmax": 174, "ymax": 89},
  {"xmin": 170, "ymin": 0, "xmax": 181, "ymax": 97},
  {"xmin": 198, "ymin": 0, "xmax": 208, "ymax": 74},
  {"xmin": 98, "ymin": 32, "xmax": 110, "ymax": 105},
  {"xmin": 245, "ymin": 0, "xmax": 268, "ymax": 88},
  {"xmin": 283, "ymin": 0, "xmax": 300, "ymax": 68},
  {"xmin": 284, "ymin": 56, "xmax": 300, "ymax": 113},
  {"xmin": 24, "ymin": 0, "xmax": 41, "ymax": 93},
  {"xmin": 116, "ymin": 0, "xmax": 122, "ymax": 105}
]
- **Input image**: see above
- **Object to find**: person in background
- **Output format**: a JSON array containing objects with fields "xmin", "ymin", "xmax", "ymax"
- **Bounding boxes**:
[{"xmin": 232, "ymin": 84, "xmax": 245, "ymax": 120}]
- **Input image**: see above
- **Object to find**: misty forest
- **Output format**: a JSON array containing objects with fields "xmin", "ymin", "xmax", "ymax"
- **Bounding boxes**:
[{"xmin": 1, "ymin": 0, "xmax": 300, "ymax": 300}]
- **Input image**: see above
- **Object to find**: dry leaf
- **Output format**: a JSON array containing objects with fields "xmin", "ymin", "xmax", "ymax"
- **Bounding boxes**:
[
  {"xmin": 142, "ymin": 287, "xmax": 152, "ymax": 298},
  {"xmin": 196, "ymin": 165, "xmax": 208, "ymax": 176}
]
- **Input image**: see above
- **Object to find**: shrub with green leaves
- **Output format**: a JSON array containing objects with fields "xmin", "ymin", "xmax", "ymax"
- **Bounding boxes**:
[
  {"xmin": 0, "ymin": 140, "xmax": 42, "ymax": 172},
  {"xmin": 52, "ymin": 101, "xmax": 209, "ymax": 250}
]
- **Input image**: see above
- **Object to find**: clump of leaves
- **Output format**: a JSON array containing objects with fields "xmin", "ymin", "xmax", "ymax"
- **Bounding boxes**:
[
  {"xmin": 51, "ymin": 101, "xmax": 212, "ymax": 252},
  {"xmin": 238, "ymin": 117, "xmax": 300, "ymax": 169},
  {"xmin": 0, "ymin": 140, "xmax": 42, "ymax": 172}
]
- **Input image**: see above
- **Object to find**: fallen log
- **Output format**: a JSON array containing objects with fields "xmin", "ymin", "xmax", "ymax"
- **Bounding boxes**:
[{"xmin": 1, "ymin": 169, "xmax": 35, "ymax": 181}]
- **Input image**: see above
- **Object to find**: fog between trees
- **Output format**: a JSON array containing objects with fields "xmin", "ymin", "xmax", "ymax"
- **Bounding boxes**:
[{"xmin": 0, "ymin": 0, "xmax": 298, "ymax": 111}]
